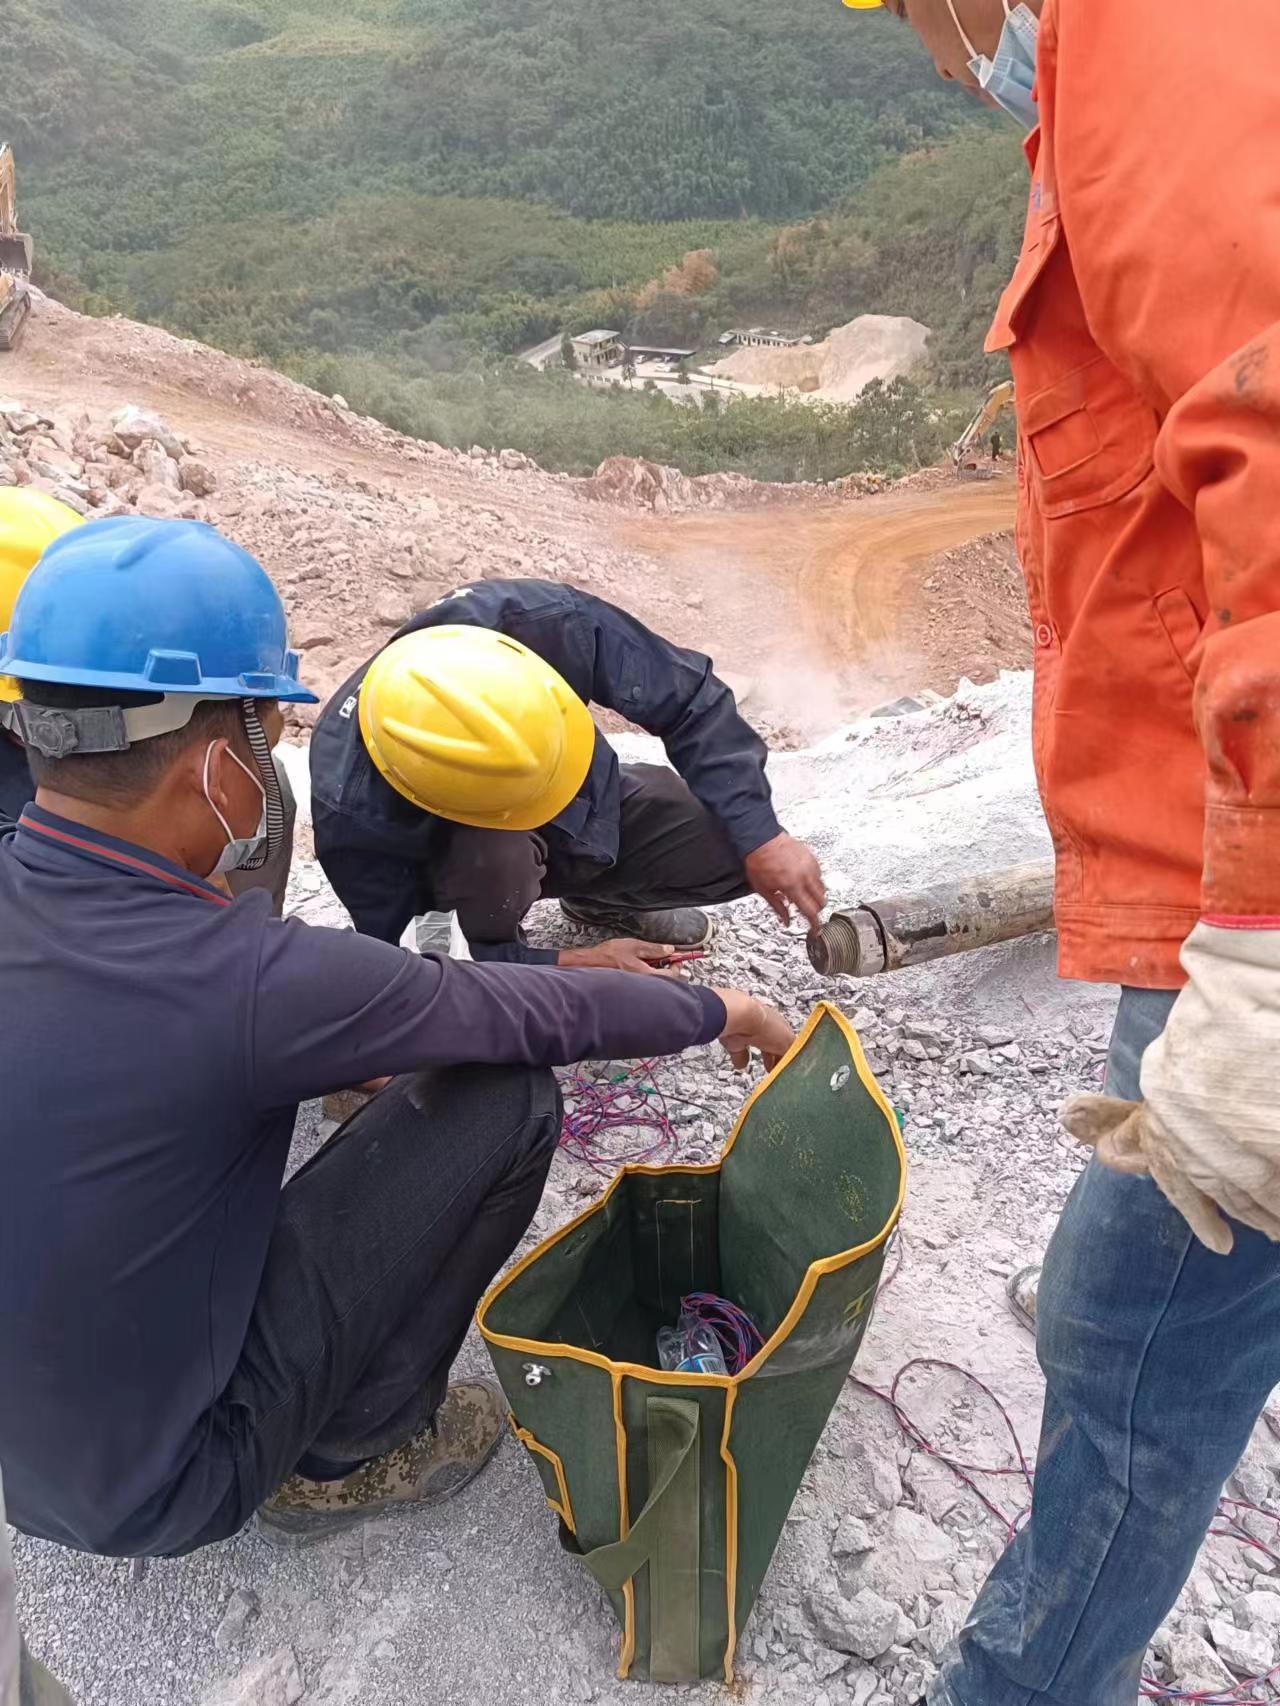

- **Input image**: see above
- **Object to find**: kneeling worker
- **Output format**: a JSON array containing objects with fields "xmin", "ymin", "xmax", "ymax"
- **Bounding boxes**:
[
  {"xmin": 0, "ymin": 518, "xmax": 792, "ymax": 1557},
  {"xmin": 310, "ymin": 580, "xmax": 826, "ymax": 968}
]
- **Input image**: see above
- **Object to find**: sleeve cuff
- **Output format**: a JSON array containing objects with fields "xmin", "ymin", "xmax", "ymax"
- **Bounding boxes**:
[
  {"xmin": 730, "ymin": 810, "xmax": 784, "ymax": 861},
  {"xmin": 1202, "ymin": 803, "xmax": 1280, "ymax": 919},
  {"xmin": 468, "ymin": 941, "xmax": 561, "ymax": 966},
  {"xmin": 691, "ymin": 986, "xmax": 727, "ymax": 1045}
]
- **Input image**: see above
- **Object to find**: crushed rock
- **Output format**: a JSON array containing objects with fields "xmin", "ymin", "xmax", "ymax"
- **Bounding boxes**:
[
  {"xmin": 200, "ymin": 1646, "xmax": 304, "ymax": 1706},
  {"xmin": 582, "ymin": 455, "xmax": 890, "ymax": 514}
]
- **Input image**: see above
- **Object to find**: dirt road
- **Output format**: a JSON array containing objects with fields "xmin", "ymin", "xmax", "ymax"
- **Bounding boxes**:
[{"xmin": 610, "ymin": 480, "xmax": 1020, "ymax": 721}]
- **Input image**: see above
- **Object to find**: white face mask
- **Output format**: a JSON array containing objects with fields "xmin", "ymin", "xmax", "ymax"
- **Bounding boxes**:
[
  {"xmin": 203, "ymin": 740, "xmax": 267, "ymax": 877},
  {"xmin": 946, "ymin": 0, "xmax": 1040, "ymax": 131}
]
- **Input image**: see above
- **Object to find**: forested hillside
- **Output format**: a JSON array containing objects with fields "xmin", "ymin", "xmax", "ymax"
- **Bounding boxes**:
[{"xmin": 3, "ymin": 0, "xmax": 1025, "ymax": 479}]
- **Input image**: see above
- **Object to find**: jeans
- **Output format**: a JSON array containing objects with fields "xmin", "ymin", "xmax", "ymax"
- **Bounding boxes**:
[
  {"xmin": 172, "ymin": 1063, "xmax": 561, "ymax": 1554},
  {"xmin": 932, "ymin": 987, "xmax": 1280, "ymax": 1705},
  {"xmin": 436, "ymin": 763, "xmax": 751, "ymax": 949}
]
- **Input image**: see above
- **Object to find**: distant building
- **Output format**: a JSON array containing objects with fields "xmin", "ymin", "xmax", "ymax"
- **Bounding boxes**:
[
  {"xmin": 628, "ymin": 345, "xmax": 696, "ymax": 364},
  {"xmin": 723, "ymin": 327, "xmax": 804, "ymax": 350},
  {"xmin": 571, "ymin": 329, "xmax": 623, "ymax": 369}
]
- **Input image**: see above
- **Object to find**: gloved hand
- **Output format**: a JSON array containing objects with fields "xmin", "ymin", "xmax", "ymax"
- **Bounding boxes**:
[{"xmin": 1061, "ymin": 922, "xmax": 1280, "ymax": 1255}]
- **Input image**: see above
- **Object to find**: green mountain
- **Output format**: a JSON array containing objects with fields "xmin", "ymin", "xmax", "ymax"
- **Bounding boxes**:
[{"xmin": 3, "ymin": 0, "xmax": 1025, "ymax": 480}]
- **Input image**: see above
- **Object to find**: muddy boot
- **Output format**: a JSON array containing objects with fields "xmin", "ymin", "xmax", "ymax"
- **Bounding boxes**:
[
  {"xmin": 1006, "ymin": 1264, "xmax": 1041, "ymax": 1335},
  {"xmin": 559, "ymin": 899, "xmax": 715, "ymax": 947},
  {"xmin": 256, "ymin": 1379, "xmax": 506, "ymax": 1547}
]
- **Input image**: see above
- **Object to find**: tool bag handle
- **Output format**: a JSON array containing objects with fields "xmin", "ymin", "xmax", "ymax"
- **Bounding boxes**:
[{"xmin": 564, "ymin": 1396, "xmax": 703, "ymax": 1680}]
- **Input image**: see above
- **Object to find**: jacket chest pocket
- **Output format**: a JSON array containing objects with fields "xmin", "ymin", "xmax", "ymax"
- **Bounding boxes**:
[
  {"xmin": 1020, "ymin": 358, "xmax": 1159, "ymax": 519},
  {"xmin": 988, "ymin": 211, "xmax": 1159, "ymax": 521}
]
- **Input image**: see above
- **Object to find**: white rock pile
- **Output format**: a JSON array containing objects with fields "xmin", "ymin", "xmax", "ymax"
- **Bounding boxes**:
[{"xmin": 1, "ymin": 399, "xmax": 217, "ymax": 519}]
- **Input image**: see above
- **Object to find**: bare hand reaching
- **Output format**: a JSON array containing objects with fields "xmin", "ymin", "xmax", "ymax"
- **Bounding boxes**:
[
  {"xmin": 713, "ymin": 988, "xmax": 796, "ymax": 1072},
  {"xmin": 743, "ymin": 832, "xmax": 827, "ymax": 931},
  {"xmin": 559, "ymin": 938, "xmax": 679, "ymax": 976}
]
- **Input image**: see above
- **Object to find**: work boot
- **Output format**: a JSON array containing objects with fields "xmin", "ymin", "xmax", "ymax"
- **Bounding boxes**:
[
  {"xmin": 559, "ymin": 899, "xmax": 716, "ymax": 947},
  {"xmin": 1006, "ymin": 1264, "xmax": 1041, "ymax": 1335},
  {"xmin": 256, "ymin": 1379, "xmax": 506, "ymax": 1547}
]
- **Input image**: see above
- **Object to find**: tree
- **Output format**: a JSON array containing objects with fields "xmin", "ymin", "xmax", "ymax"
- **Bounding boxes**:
[{"xmin": 560, "ymin": 331, "xmax": 577, "ymax": 371}]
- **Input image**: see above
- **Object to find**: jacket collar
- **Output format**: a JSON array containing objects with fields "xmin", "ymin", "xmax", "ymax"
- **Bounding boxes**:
[{"xmin": 15, "ymin": 803, "xmax": 231, "ymax": 906}]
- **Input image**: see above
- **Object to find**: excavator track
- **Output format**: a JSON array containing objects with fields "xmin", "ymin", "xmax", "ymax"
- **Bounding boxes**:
[
  {"xmin": 0, "ymin": 143, "xmax": 34, "ymax": 352},
  {"xmin": 0, "ymin": 282, "xmax": 30, "ymax": 351}
]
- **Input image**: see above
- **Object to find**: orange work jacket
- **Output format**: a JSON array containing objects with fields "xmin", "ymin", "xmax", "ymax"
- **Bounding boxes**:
[{"xmin": 986, "ymin": 0, "xmax": 1280, "ymax": 988}]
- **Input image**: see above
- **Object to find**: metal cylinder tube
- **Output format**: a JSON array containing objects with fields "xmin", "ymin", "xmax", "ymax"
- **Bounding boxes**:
[{"xmin": 807, "ymin": 861, "xmax": 1056, "ymax": 979}]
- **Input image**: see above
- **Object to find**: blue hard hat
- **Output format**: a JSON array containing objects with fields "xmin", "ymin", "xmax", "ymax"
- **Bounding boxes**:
[{"xmin": 0, "ymin": 516, "xmax": 316, "ymax": 702}]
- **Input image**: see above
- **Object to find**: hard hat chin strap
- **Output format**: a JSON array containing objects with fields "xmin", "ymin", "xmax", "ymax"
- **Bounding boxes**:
[{"xmin": 236, "ymin": 698, "xmax": 283, "ymax": 873}]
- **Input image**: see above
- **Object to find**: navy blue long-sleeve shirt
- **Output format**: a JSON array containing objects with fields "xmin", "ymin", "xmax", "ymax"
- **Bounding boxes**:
[
  {"xmin": 0, "ymin": 733, "xmax": 31, "ymax": 832},
  {"xmin": 309, "ymin": 580, "xmax": 781, "ymax": 957},
  {"xmin": 0, "ymin": 805, "xmax": 723, "ymax": 1556}
]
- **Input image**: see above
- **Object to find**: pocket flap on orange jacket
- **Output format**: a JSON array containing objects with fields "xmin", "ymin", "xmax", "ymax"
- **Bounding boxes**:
[
  {"xmin": 1020, "ymin": 358, "xmax": 1158, "ymax": 518},
  {"xmin": 986, "ymin": 213, "xmax": 1062, "ymax": 354}
]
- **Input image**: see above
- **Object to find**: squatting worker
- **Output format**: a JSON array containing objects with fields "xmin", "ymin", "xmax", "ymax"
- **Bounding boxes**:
[
  {"xmin": 0, "ymin": 516, "xmax": 793, "ymax": 1556},
  {"xmin": 845, "ymin": 3, "xmax": 1280, "ymax": 1704},
  {"xmin": 309, "ymin": 580, "xmax": 826, "ymax": 971},
  {"xmin": 0, "ymin": 488, "xmax": 297, "ymax": 915}
]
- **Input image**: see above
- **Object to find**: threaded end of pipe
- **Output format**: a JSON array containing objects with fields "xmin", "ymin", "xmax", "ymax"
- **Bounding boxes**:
[{"xmin": 807, "ymin": 911, "xmax": 867, "ymax": 977}]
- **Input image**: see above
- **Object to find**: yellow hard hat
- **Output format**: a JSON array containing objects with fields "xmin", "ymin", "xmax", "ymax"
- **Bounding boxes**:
[
  {"xmin": 0, "ymin": 488, "xmax": 84, "ymax": 703},
  {"xmin": 841, "ymin": 1, "xmax": 883, "ymax": 8},
  {"xmin": 358, "ymin": 625, "xmax": 597, "ymax": 831}
]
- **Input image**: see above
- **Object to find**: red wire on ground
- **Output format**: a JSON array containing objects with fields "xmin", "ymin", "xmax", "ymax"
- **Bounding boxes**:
[
  {"xmin": 853, "ymin": 1347, "xmax": 1280, "ymax": 1701},
  {"xmin": 556, "ymin": 1060, "xmax": 678, "ymax": 1174},
  {"xmin": 556, "ymin": 1053, "xmax": 741, "ymax": 1175},
  {"xmin": 556, "ymin": 1055, "xmax": 728, "ymax": 1175}
]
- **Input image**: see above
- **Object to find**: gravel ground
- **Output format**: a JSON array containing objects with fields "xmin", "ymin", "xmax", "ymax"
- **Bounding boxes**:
[{"xmin": 12, "ymin": 679, "xmax": 1280, "ymax": 1706}]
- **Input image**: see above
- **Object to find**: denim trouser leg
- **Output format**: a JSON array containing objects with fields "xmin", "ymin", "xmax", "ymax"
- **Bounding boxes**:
[{"xmin": 931, "ymin": 987, "xmax": 1280, "ymax": 1706}]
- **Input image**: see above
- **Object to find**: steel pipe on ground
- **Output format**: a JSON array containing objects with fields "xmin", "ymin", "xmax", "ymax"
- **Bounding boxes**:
[{"xmin": 807, "ymin": 861, "xmax": 1056, "ymax": 978}]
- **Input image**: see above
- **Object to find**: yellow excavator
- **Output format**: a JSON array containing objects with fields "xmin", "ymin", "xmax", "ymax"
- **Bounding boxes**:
[
  {"xmin": 0, "ymin": 143, "xmax": 34, "ymax": 352},
  {"xmin": 951, "ymin": 380, "xmax": 1015, "ymax": 479}
]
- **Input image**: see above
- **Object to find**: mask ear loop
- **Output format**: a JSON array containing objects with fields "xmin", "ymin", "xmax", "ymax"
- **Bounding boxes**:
[
  {"xmin": 944, "ymin": 0, "xmax": 981, "ymax": 59},
  {"xmin": 202, "ymin": 739, "xmax": 236, "ymax": 845},
  {"xmin": 237, "ymin": 699, "xmax": 283, "ymax": 873}
]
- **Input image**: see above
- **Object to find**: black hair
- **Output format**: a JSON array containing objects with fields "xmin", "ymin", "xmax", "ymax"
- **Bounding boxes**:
[{"xmin": 21, "ymin": 683, "xmax": 250, "ymax": 809}]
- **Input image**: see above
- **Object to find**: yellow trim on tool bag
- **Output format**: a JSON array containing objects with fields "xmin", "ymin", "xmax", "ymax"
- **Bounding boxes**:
[
  {"xmin": 720, "ymin": 1387, "xmax": 740, "ymax": 1684},
  {"xmin": 612, "ymin": 1373, "xmax": 637, "ymax": 1680},
  {"xmin": 510, "ymin": 1421, "xmax": 577, "ymax": 1533},
  {"xmin": 478, "ymin": 1001, "xmax": 907, "ymax": 1683},
  {"xmin": 478, "ymin": 1002, "xmax": 907, "ymax": 1390}
]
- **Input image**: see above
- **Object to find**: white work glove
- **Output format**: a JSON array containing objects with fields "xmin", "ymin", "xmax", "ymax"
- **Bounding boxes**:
[{"xmin": 1061, "ymin": 923, "xmax": 1280, "ymax": 1255}]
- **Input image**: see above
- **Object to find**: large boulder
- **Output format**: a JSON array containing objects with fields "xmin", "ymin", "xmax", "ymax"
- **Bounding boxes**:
[
  {"xmin": 110, "ymin": 404, "xmax": 186, "ymax": 459},
  {"xmin": 179, "ymin": 455, "xmax": 217, "ymax": 498},
  {"xmin": 134, "ymin": 440, "xmax": 181, "ymax": 491}
]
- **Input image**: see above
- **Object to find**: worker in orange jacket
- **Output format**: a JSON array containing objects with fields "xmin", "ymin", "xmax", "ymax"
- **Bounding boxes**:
[{"xmin": 844, "ymin": 3, "xmax": 1280, "ymax": 1703}]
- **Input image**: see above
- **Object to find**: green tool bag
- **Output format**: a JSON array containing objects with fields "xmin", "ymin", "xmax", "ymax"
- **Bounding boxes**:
[{"xmin": 478, "ymin": 1002, "xmax": 905, "ymax": 1684}]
